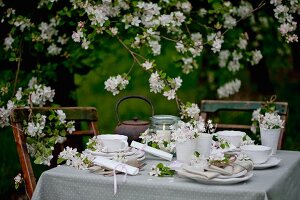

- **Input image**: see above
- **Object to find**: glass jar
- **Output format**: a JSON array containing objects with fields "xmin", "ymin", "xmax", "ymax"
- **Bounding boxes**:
[{"xmin": 149, "ymin": 115, "xmax": 179, "ymax": 142}]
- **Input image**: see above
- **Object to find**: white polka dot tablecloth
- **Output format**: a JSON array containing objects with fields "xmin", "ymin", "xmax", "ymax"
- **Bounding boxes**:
[{"xmin": 32, "ymin": 150, "xmax": 300, "ymax": 200}]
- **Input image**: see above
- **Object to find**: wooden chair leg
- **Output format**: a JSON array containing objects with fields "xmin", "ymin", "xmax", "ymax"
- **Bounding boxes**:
[{"xmin": 12, "ymin": 123, "xmax": 36, "ymax": 199}]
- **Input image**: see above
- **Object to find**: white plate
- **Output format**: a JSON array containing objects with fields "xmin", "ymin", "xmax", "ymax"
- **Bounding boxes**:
[
  {"xmin": 253, "ymin": 157, "xmax": 281, "ymax": 169},
  {"xmin": 89, "ymin": 147, "xmax": 137, "ymax": 157},
  {"xmin": 177, "ymin": 170, "xmax": 253, "ymax": 184},
  {"xmin": 217, "ymin": 170, "xmax": 248, "ymax": 179}
]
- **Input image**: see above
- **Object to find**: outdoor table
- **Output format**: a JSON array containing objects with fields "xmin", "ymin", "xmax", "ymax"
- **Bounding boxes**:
[{"xmin": 32, "ymin": 150, "xmax": 300, "ymax": 200}]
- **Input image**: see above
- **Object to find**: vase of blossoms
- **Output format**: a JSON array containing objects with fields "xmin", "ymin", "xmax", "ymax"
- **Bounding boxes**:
[
  {"xmin": 259, "ymin": 112, "xmax": 284, "ymax": 155},
  {"xmin": 194, "ymin": 118, "xmax": 215, "ymax": 158},
  {"xmin": 171, "ymin": 120, "xmax": 198, "ymax": 163}
]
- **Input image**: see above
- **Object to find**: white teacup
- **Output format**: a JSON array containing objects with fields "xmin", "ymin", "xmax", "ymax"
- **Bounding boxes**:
[
  {"xmin": 217, "ymin": 130, "xmax": 246, "ymax": 147},
  {"xmin": 240, "ymin": 145, "xmax": 272, "ymax": 164},
  {"xmin": 97, "ymin": 135, "xmax": 128, "ymax": 153}
]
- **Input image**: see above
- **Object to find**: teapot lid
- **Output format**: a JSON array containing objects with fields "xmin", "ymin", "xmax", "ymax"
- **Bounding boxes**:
[{"xmin": 122, "ymin": 117, "xmax": 150, "ymax": 126}]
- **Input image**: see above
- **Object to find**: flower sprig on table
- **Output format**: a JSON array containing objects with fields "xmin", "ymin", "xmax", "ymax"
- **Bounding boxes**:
[
  {"xmin": 208, "ymin": 152, "xmax": 236, "ymax": 168},
  {"xmin": 149, "ymin": 163, "xmax": 175, "ymax": 177},
  {"xmin": 23, "ymin": 110, "xmax": 75, "ymax": 166},
  {"xmin": 58, "ymin": 147, "xmax": 94, "ymax": 170}
]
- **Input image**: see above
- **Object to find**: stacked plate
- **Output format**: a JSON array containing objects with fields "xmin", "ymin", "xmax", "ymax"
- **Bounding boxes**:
[
  {"xmin": 89, "ymin": 147, "xmax": 145, "ymax": 161},
  {"xmin": 177, "ymin": 164, "xmax": 253, "ymax": 185}
]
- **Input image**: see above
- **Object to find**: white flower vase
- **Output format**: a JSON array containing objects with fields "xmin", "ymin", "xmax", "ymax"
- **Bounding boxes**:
[
  {"xmin": 175, "ymin": 139, "xmax": 197, "ymax": 163},
  {"xmin": 260, "ymin": 127, "xmax": 281, "ymax": 155},
  {"xmin": 196, "ymin": 133, "xmax": 212, "ymax": 158}
]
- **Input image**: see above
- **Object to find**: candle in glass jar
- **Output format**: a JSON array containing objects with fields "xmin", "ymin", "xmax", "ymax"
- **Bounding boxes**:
[{"xmin": 156, "ymin": 124, "xmax": 171, "ymax": 142}]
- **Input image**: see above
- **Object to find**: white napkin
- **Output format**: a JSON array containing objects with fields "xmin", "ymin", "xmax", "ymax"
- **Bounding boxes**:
[
  {"xmin": 93, "ymin": 156, "xmax": 139, "ymax": 175},
  {"xmin": 182, "ymin": 160, "xmax": 253, "ymax": 180},
  {"xmin": 131, "ymin": 141, "xmax": 173, "ymax": 161}
]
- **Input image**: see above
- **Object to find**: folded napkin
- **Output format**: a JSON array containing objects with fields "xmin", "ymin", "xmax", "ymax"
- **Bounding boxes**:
[
  {"xmin": 131, "ymin": 141, "xmax": 173, "ymax": 161},
  {"xmin": 182, "ymin": 160, "xmax": 253, "ymax": 180},
  {"xmin": 93, "ymin": 156, "xmax": 139, "ymax": 175}
]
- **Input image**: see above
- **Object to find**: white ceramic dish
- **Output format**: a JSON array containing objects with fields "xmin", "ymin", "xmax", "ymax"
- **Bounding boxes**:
[
  {"xmin": 177, "ymin": 170, "xmax": 253, "ymax": 184},
  {"xmin": 240, "ymin": 145, "xmax": 272, "ymax": 164},
  {"xmin": 217, "ymin": 170, "xmax": 248, "ymax": 179},
  {"xmin": 89, "ymin": 147, "xmax": 135, "ymax": 157},
  {"xmin": 216, "ymin": 130, "xmax": 246, "ymax": 147},
  {"xmin": 253, "ymin": 157, "xmax": 281, "ymax": 169}
]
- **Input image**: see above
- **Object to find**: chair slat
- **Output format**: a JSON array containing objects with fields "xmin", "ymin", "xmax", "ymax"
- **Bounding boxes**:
[{"xmin": 201, "ymin": 100, "xmax": 288, "ymax": 115}]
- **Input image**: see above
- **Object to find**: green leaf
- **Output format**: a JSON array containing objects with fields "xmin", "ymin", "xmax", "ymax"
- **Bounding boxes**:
[{"xmin": 57, "ymin": 157, "xmax": 65, "ymax": 164}]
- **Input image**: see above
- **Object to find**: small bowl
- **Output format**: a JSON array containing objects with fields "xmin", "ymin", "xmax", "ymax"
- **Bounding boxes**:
[
  {"xmin": 216, "ymin": 130, "xmax": 246, "ymax": 147},
  {"xmin": 240, "ymin": 145, "xmax": 272, "ymax": 164}
]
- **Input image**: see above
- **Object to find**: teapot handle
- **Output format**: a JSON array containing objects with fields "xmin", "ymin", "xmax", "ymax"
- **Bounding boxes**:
[{"xmin": 116, "ymin": 95, "xmax": 154, "ymax": 124}]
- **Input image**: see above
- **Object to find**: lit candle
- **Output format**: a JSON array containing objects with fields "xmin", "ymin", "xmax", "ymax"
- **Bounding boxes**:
[{"xmin": 156, "ymin": 124, "xmax": 171, "ymax": 142}]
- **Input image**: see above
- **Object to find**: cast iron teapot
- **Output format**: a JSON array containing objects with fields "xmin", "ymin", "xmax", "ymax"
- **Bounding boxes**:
[{"xmin": 114, "ymin": 95, "xmax": 154, "ymax": 144}]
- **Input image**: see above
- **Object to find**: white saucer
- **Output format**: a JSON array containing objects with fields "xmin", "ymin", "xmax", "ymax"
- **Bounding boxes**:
[
  {"xmin": 92, "ymin": 149, "xmax": 145, "ymax": 160},
  {"xmin": 253, "ymin": 157, "xmax": 281, "ymax": 169}
]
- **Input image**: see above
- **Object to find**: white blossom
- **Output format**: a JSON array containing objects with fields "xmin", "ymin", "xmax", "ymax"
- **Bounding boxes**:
[
  {"xmin": 180, "ymin": 103, "xmax": 200, "ymax": 120},
  {"xmin": 223, "ymin": 14, "xmax": 236, "ymax": 29},
  {"xmin": 104, "ymin": 75, "xmax": 129, "ymax": 95},
  {"xmin": 13, "ymin": 17, "xmax": 32, "ymax": 32},
  {"xmin": 171, "ymin": 120, "xmax": 197, "ymax": 143},
  {"xmin": 15, "ymin": 87, "xmax": 22, "ymax": 101},
  {"xmin": 149, "ymin": 165, "xmax": 161, "ymax": 176},
  {"xmin": 81, "ymin": 38, "xmax": 90, "ymax": 49},
  {"xmin": 142, "ymin": 60, "xmax": 154, "ymax": 70},
  {"xmin": 39, "ymin": 19, "xmax": 58, "ymax": 41},
  {"xmin": 72, "ymin": 30, "xmax": 83, "ymax": 42},
  {"xmin": 109, "ymin": 27, "xmax": 118, "ymax": 36},
  {"xmin": 238, "ymin": 37, "xmax": 248, "ymax": 50},
  {"xmin": 47, "ymin": 43, "xmax": 62, "ymax": 55},
  {"xmin": 149, "ymin": 71, "xmax": 165, "ymax": 93},
  {"xmin": 218, "ymin": 50, "xmax": 230, "ymax": 68},
  {"xmin": 251, "ymin": 50, "xmax": 263, "ymax": 65},
  {"xmin": 211, "ymin": 32, "xmax": 224, "ymax": 53},
  {"xmin": 171, "ymin": 77, "xmax": 182, "ymax": 90},
  {"xmin": 159, "ymin": 14, "xmax": 172, "ymax": 26},
  {"xmin": 28, "ymin": 77, "xmax": 38, "ymax": 89},
  {"xmin": 56, "ymin": 110, "xmax": 66, "ymax": 123},
  {"xmin": 175, "ymin": 41, "xmax": 187, "ymax": 53},
  {"xmin": 217, "ymin": 79, "xmax": 241, "ymax": 98},
  {"xmin": 163, "ymin": 89, "xmax": 176, "ymax": 100},
  {"xmin": 148, "ymin": 40, "xmax": 161, "ymax": 56},
  {"xmin": 29, "ymin": 85, "xmax": 55, "ymax": 106},
  {"xmin": 4, "ymin": 35, "xmax": 14, "ymax": 51},
  {"xmin": 259, "ymin": 112, "xmax": 284, "ymax": 129},
  {"xmin": 237, "ymin": 1, "xmax": 253, "ymax": 18}
]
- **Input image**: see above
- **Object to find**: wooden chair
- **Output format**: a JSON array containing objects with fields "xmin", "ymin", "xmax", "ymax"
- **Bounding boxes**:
[
  {"xmin": 200, "ymin": 100, "xmax": 288, "ymax": 149},
  {"xmin": 10, "ymin": 107, "xmax": 99, "ymax": 199}
]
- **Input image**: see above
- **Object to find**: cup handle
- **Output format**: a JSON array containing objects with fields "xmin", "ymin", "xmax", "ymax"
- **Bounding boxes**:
[{"xmin": 120, "ymin": 140, "xmax": 128, "ymax": 151}]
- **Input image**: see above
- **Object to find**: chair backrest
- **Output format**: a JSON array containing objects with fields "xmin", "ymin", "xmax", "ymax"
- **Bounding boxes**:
[
  {"xmin": 10, "ymin": 107, "xmax": 99, "ymax": 199},
  {"xmin": 200, "ymin": 100, "xmax": 288, "ymax": 149}
]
